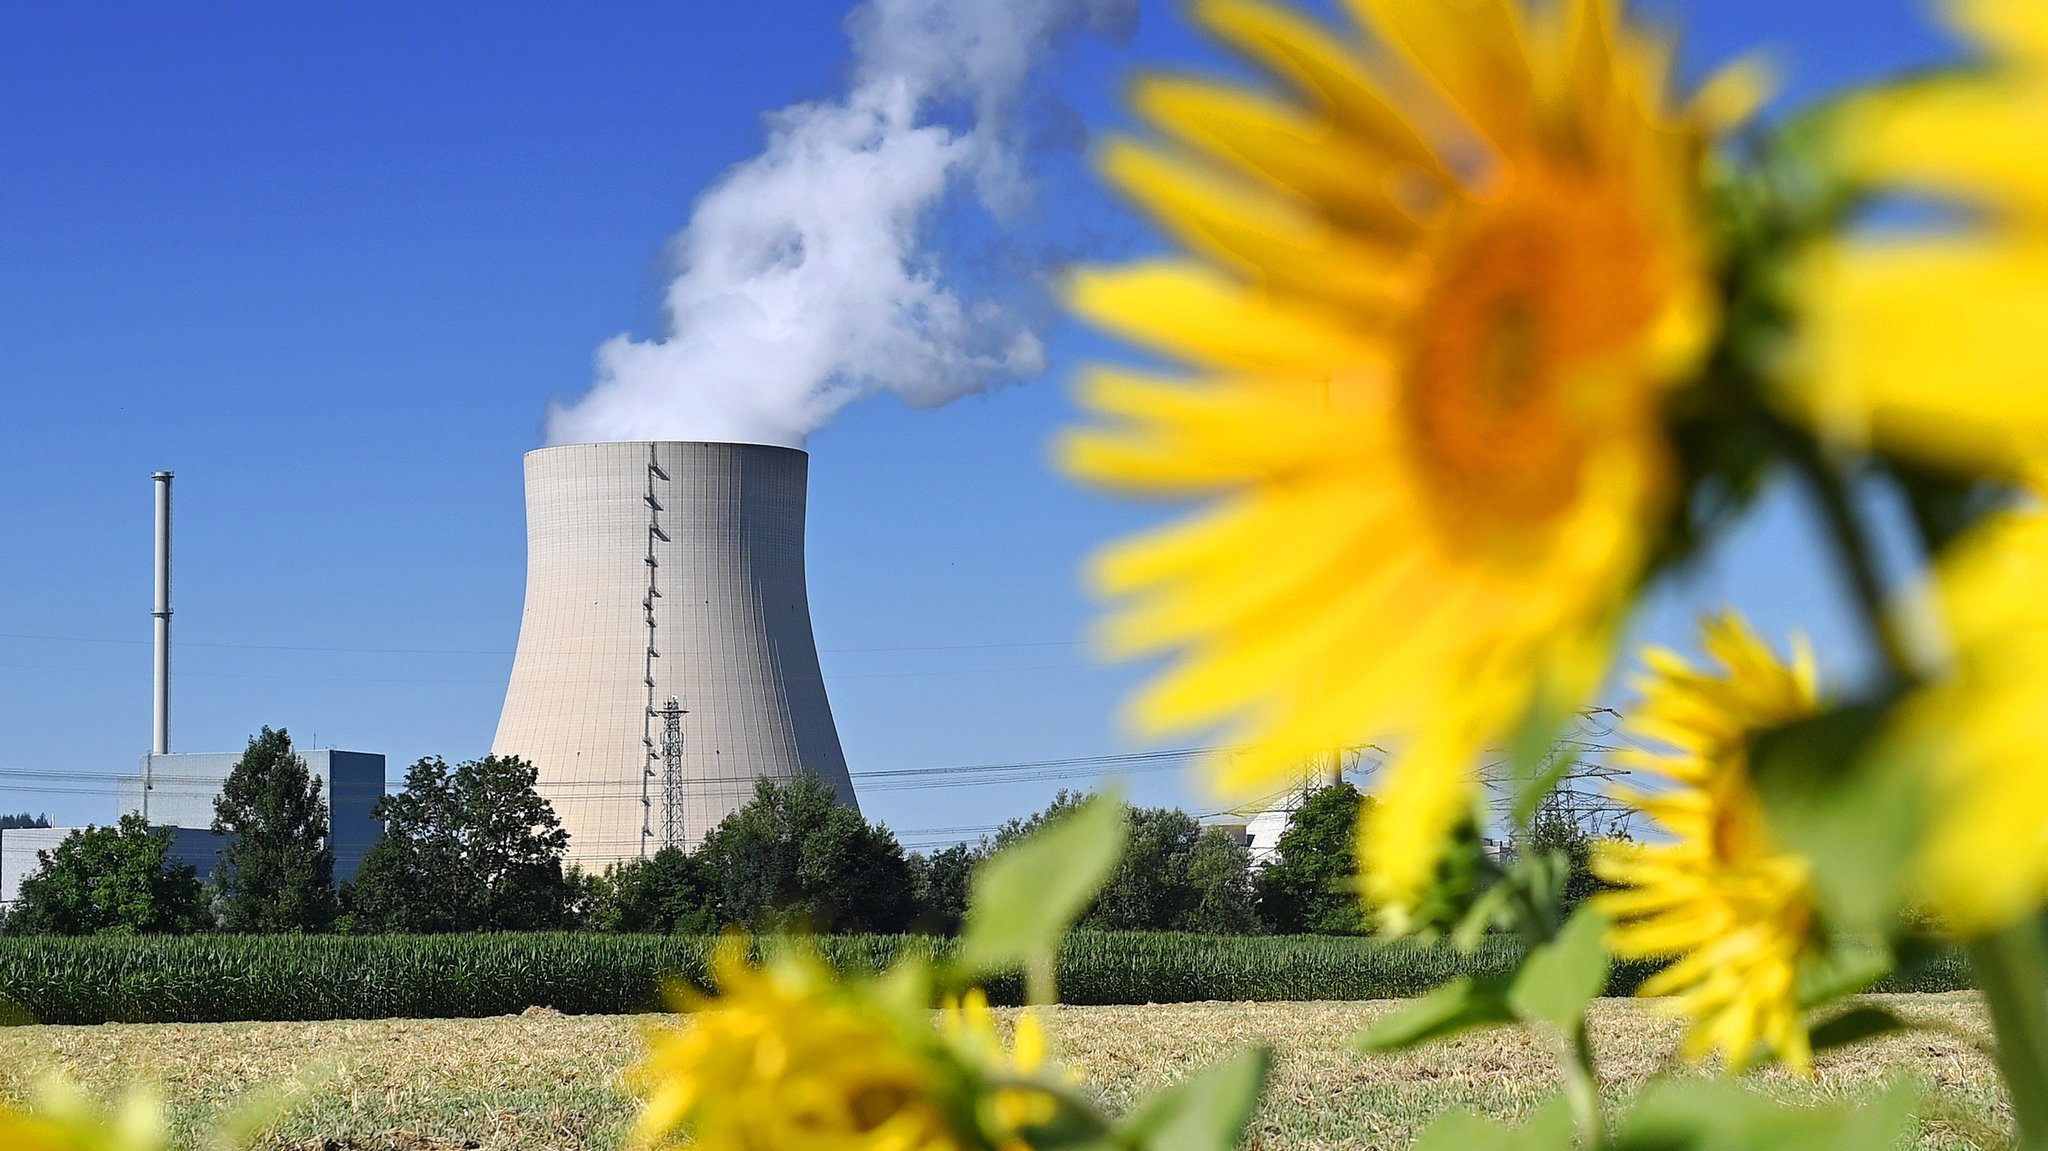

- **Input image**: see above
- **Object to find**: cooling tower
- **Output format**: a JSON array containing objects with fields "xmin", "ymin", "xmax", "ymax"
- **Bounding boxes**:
[{"xmin": 493, "ymin": 441, "xmax": 856, "ymax": 866}]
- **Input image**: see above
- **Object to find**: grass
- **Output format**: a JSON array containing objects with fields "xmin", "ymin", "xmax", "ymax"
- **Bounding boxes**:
[{"xmin": 0, "ymin": 994, "xmax": 2009, "ymax": 1150}]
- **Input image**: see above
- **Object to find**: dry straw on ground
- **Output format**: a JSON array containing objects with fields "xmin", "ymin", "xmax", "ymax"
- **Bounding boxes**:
[{"xmin": 0, "ymin": 995, "xmax": 2007, "ymax": 1151}]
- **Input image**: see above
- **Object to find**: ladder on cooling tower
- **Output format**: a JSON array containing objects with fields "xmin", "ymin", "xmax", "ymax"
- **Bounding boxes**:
[{"xmin": 640, "ymin": 446, "xmax": 670, "ymax": 857}]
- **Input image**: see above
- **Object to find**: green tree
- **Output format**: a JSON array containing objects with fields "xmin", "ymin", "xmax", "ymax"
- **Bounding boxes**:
[
  {"xmin": 341, "ymin": 756, "xmax": 463, "ymax": 933},
  {"xmin": 1184, "ymin": 825, "xmax": 1262, "ymax": 934},
  {"xmin": 1517, "ymin": 800, "xmax": 1608, "ymax": 913},
  {"xmin": 588, "ymin": 846, "xmax": 716, "ymax": 934},
  {"xmin": 5, "ymin": 816, "xmax": 208, "ymax": 935},
  {"xmin": 1089, "ymin": 806, "xmax": 1202, "ymax": 930},
  {"xmin": 0, "ymin": 813, "xmax": 49, "ymax": 830},
  {"xmin": 992, "ymin": 789, "xmax": 1089, "ymax": 850},
  {"xmin": 995, "ymin": 792, "xmax": 1263, "ymax": 933},
  {"xmin": 342, "ymin": 754, "xmax": 573, "ymax": 933},
  {"xmin": 907, "ymin": 842, "xmax": 981, "ymax": 934},
  {"xmin": 695, "ymin": 773, "xmax": 915, "ymax": 932},
  {"xmin": 1255, "ymin": 784, "xmax": 1372, "ymax": 934},
  {"xmin": 211, "ymin": 726, "xmax": 336, "ymax": 933}
]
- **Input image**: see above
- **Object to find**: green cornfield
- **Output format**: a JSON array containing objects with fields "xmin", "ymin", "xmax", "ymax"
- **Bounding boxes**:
[{"xmin": 0, "ymin": 932, "xmax": 1971, "ymax": 1025}]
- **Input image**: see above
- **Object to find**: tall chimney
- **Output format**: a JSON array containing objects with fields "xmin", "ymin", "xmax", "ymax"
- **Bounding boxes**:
[{"xmin": 152, "ymin": 471, "xmax": 173, "ymax": 757}]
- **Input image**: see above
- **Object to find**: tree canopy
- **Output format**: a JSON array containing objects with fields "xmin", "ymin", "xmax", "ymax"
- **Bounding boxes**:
[
  {"xmin": 212, "ymin": 726, "xmax": 336, "ymax": 933},
  {"xmin": 1515, "ymin": 797, "xmax": 1611, "ymax": 914},
  {"xmin": 907, "ymin": 843, "xmax": 977, "ymax": 934},
  {"xmin": 586, "ymin": 846, "xmax": 716, "ymax": 934},
  {"xmin": 6, "ymin": 815, "xmax": 209, "ymax": 935},
  {"xmin": 994, "ymin": 791, "xmax": 1263, "ymax": 933},
  {"xmin": 1254, "ymin": 784, "xmax": 1372, "ymax": 934},
  {"xmin": 342, "ymin": 754, "xmax": 573, "ymax": 933},
  {"xmin": 694, "ymin": 773, "xmax": 916, "ymax": 933}
]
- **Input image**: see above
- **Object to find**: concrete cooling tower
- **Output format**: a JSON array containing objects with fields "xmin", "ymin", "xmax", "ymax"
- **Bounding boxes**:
[{"xmin": 493, "ymin": 441, "xmax": 856, "ymax": 866}]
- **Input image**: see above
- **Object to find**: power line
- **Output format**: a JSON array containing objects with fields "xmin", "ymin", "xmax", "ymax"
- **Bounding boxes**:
[
  {"xmin": 0, "ymin": 659, "xmax": 1097, "ymax": 686},
  {"xmin": 0, "ymin": 631, "xmax": 1088, "ymax": 658},
  {"xmin": 0, "ymin": 745, "xmax": 1225, "ymax": 796}
]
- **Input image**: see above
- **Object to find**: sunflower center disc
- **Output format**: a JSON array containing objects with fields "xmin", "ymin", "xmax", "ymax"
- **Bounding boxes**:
[{"xmin": 1397, "ymin": 177, "xmax": 1660, "ymax": 546}]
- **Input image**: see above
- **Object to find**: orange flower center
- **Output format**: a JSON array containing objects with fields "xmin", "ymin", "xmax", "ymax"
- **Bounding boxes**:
[{"xmin": 1397, "ymin": 172, "xmax": 1664, "ymax": 545}]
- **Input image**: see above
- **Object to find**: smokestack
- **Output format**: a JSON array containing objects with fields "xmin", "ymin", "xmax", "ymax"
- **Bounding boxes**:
[
  {"xmin": 493, "ymin": 441, "xmax": 856, "ymax": 864},
  {"xmin": 152, "ymin": 470, "xmax": 172, "ymax": 757}
]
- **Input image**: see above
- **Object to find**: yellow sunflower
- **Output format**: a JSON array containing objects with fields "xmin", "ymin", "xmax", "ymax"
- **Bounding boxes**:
[
  {"xmin": 942, "ymin": 991, "xmax": 1059, "ymax": 1144},
  {"xmin": 1790, "ymin": 0, "xmax": 2048, "ymax": 470},
  {"xmin": 1890, "ymin": 496, "xmax": 2048, "ymax": 934},
  {"xmin": 0, "ymin": 1083, "xmax": 165, "ymax": 1151},
  {"xmin": 1060, "ymin": 0, "xmax": 1729, "ymax": 926},
  {"xmin": 630, "ymin": 942, "xmax": 1051, "ymax": 1151},
  {"xmin": 1593, "ymin": 612, "xmax": 1821, "ymax": 1073}
]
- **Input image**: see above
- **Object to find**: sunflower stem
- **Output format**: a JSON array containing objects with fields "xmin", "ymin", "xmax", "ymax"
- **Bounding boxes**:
[
  {"xmin": 1560, "ymin": 1020, "xmax": 1606, "ymax": 1147},
  {"xmin": 1968, "ymin": 920, "xmax": 2048, "ymax": 1150},
  {"xmin": 1792, "ymin": 447, "xmax": 1916, "ymax": 686},
  {"xmin": 1501, "ymin": 866, "xmax": 1603, "ymax": 1145},
  {"xmin": 1025, "ymin": 955, "xmax": 1056, "ymax": 1009}
]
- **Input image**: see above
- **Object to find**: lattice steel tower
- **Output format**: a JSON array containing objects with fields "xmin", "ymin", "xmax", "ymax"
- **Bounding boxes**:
[{"xmin": 657, "ymin": 695, "xmax": 687, "ymax": 851}]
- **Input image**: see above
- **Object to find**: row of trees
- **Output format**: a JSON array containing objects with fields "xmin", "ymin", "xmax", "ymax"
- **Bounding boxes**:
[
  {"xmin": 588, "ymin": 780, "xmax": 1278, "ymax": 936},
  {"xmin": 2, "ymin": 727, "xmax": 1604, "ymax": 936},
  {"xmin": 5, "ymin": 730, "xmax": 576, "ymax": 936}
]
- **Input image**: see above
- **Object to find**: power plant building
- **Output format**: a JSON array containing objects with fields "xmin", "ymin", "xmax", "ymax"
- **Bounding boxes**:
[
  {"xmin": 1, "ymin": 470, "xmax": 389, "ymax": 906},
  {"xmin": 0, "ymin": 749, "xmax": 385, "ymax": 905},
  {"xmin": 493, "ymin": 441, "xmax": 856, "ymax": 866},
  {"xmin": 117, "ymin": 749, "xmax": 387, "ymax": 879}
]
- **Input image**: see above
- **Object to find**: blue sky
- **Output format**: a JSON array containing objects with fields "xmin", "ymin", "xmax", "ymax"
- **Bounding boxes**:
[{"xmin": 0, "ymin": 0, "xmax": 1963, "ymax": 848}]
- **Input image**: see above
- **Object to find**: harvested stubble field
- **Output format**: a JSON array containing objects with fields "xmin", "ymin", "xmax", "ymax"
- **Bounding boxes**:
[{"xmin": 0, "ymin": 994, "xmax": 2007, "ymax": 1151}]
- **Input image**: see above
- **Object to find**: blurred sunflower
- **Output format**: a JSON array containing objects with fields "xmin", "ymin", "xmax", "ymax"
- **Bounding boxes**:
[
  {"xmin": 0, "ymin": 1083, "xmax": 165, "ymax": 1151},
  {"xmin": 630, "ymin": 942, "xmax": 1056, "ymax": 1151},
  {"xmin": 1892, "ymin": 497, "xmax": 2048, "ymax": 934},
  {"xmin": 1790, "ymin": 0, "xmax": 2048, "ymax": 470},
  {"xmin": 1593, "ymin": 613, "xmax": 1821, "ymax": 1073},
  {"xmin": 1059, "ymin": 0, "xmax": 1732, "ymax": 928},
  {"xmin": 942, "ymin": 991, "xmax": 1060, "ymax": 1143}
]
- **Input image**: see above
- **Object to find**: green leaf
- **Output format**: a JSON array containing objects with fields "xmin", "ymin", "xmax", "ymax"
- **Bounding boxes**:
[
  {"xmin": 1117, "ymin": 1047, "xmax": 1270, "ymax": 1151},
  {"xmin": 1613, "ymin": 1079, "xmax": 1916, "ymax": 1151},
  {"xmin": 1809, "ymin": 1005, "xmax": 1911, "ymax": 1052},
  {"xmin": 1411, "ymin": 1097, "xmax": 1575, "ymax": 1151},
  {"xmin": 1796, "ymin": 938, "xmax": 1892, "ymax": 1008},
  {"xmin": 1450, "ymin": 847, "xmax": 1581, "ymax": 953},
  {"xmin": 1506, "ymin": 699, "xmax": 1575, "ymax": 829},
  {"xmin": 999, "ymin": 1082, "xmax": 1115, "ymax": 1151},
  {"xmin": 1518, "ymin": 851, "xmax": 1569, "ymax": 932},
  {"xmin": 1509, "ymin": 906, "xmax": 1612, "ymax": 1031},
  {"xmin": 1449, "ymin": 874, "xmax": 1518, "ymax": 952},
  {"xmin": 1353, "ymin": 976, "xmax": 1516, "ymax": 1053},
  {"xmin": 958, "ymin": 793, "xmax": 1126, "ymax": 980},
  {"xmin": 1513, "ymin": 754, "xmax": 1579, "ymax": 832},
  {"xmin": 1749, "ymin": 702, "xmax": 1919, "ymax": 931}
]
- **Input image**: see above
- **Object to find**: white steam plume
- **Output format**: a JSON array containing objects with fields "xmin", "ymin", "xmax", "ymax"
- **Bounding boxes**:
[{"xmin": 547, "ymin": 0, "xmax": 1133, "ymax": 449}]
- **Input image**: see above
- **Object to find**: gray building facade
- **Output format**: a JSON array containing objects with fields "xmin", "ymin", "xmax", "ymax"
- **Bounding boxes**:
[
  {"xmin": 493, "ymin": 441, "xmax": 856, "ymax": 866},
  {"xmin": 117, "ymin": 748, "xmax": 385, "ymax": 879},
  {"xmin": 2, "ymin": 826, "xmax": 227, "ymax": 906},
  {"xmin": 1, "ymin": 748, "xmax": 384, "ymax": 905}
]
